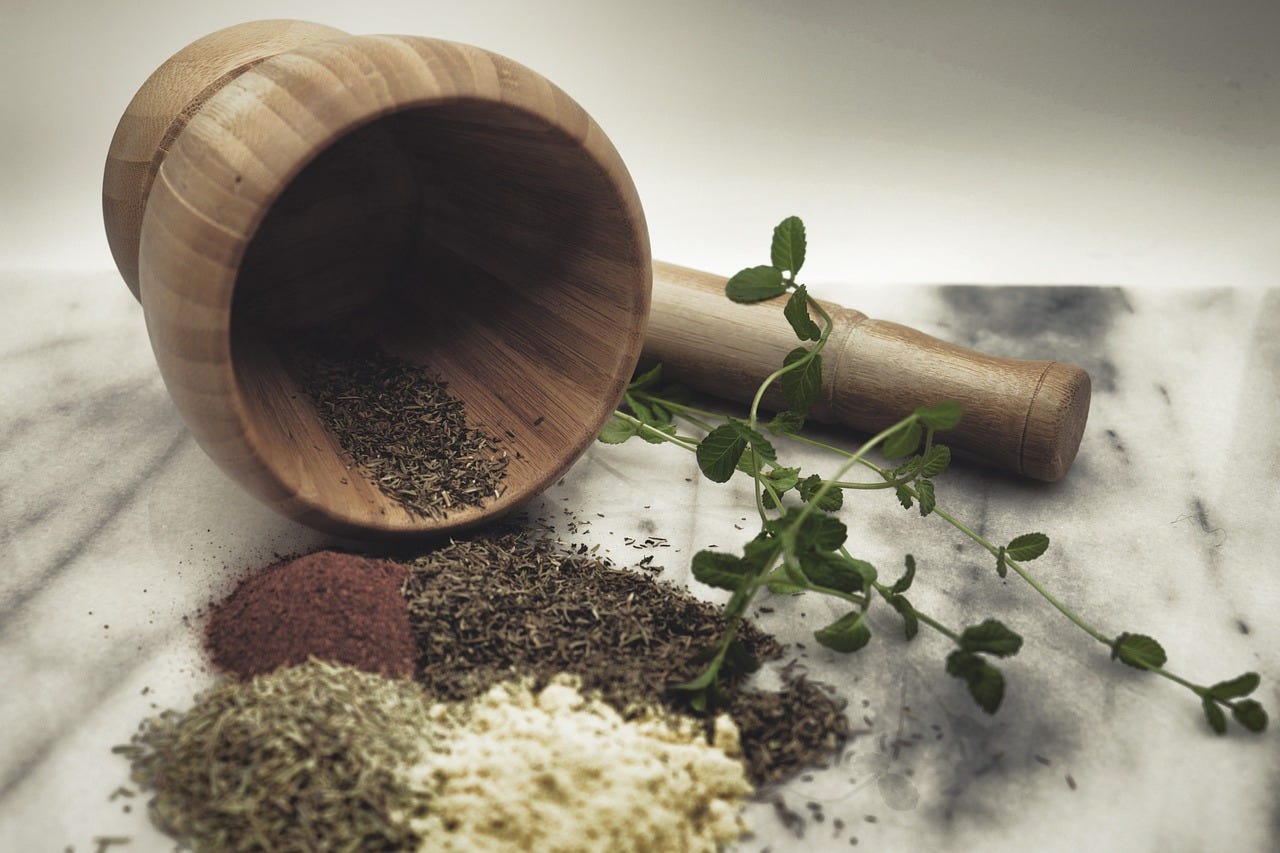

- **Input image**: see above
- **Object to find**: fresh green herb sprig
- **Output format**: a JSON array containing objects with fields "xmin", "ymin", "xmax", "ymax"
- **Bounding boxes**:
[{"xmin": 600, "ymin": 216, "xmax": 1267, "ymax": 735}]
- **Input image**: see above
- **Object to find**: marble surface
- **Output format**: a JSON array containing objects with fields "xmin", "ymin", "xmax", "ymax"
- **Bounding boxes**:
[{"xmin": 1, "ymin": 270, "xmax": 1277, "ymax": 852}]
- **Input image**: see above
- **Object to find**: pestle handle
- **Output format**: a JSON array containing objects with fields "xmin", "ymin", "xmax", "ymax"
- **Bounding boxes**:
[{"xmin": 643, "ymin": 261, "xmax": 1091, "ymax": 482}]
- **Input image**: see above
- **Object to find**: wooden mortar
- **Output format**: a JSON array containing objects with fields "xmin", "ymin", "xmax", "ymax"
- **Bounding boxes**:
[{"xmin": 105, "ymin": 20, "xmax": 1089, "ymax": 541}]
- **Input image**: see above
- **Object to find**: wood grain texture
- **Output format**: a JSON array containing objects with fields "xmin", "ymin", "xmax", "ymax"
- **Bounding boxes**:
[
  {"xmin": 645, "ymin": 262, "xmax": 1090, "ymax": 481},
  {"xmin": 105, "ymin": 22, "xmax": 651, "ymax": 539}
]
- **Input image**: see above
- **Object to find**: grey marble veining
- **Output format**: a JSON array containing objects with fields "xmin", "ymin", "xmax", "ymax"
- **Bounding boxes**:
[{"xmin": 1, "ymin": 271, "xmax": 1276, "ymax": 852}]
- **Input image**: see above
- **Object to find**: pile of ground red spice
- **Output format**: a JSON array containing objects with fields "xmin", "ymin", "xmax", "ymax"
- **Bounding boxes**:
[{"xmin": 205, "ymin": 551, "xmax": 416, "ymax": 679}]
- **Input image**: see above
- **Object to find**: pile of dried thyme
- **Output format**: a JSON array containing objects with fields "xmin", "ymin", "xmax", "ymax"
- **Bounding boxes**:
[
  {"xmin": 297, "ymin": 345, "xmax": 508, "ymax": 518},
  {"xmin": 114, "ymin": 660, "xmax": 435, "ymax": 852},
  {"xmin": 401, "ymin": 529, "xmax": 850, "ymax": 785}
]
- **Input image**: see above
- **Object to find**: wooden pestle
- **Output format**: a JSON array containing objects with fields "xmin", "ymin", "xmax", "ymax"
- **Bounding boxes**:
[{"xmin": 644, "ymin": 262, "xmax": 1091, "ymax": 482}]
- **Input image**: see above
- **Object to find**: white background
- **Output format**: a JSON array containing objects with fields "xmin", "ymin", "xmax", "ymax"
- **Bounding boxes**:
[{"xmin": 2, "ymin": 0, "xmax": 1278, "ymax": 288}]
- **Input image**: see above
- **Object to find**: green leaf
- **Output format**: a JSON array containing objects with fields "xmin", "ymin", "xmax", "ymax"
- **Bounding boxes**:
[
  {"xmin": 797, "ymin": 474, "xmax": 843, "ymax": 510},
  {"xmin": 629, "ymin": 363, "xmax": 663, "ymax": 391},
  {"xmin": 1231, "ymin": 699, "xmax": 1268, "ymax": 733},
  {"xmin": 884, "ymin": 594, "xmax": 919, "ymax": 640},
  {"xmin": 647, "ymin": 401, "xmax": 674, "ymax": 427},
  {"xmin": 762, "ymin": 466, "xmax": 801, "ymax": 493},
  {"xmin": 916, "ymin": 479, "xmax": 936, "ymax": 517},
  {"xmin": 796, "ymin": 513, "xmax": 848, "ymax": 552},
  {"xmin": 598, "ymin": 416, "xmax": 637, "ymax": 444},
  {"xmin": 799, "ymin": 552, "xmax": 862, "ymax": 593},
  {"xmin": 966, "ymin": 664, "xmax": 1006, "ymax": 714},
  {"xmin": 890, "ymin": 554, "xmax": 916, "ymax": 594},
  {"xmin": 726, "ymin": 265, "xmax": 787, "ymax": 302},
  {"xmin": 815, "ymin": 611, "xmax": 872, "ymax": 653},
  {"xmin": 895, "ymin": 485, "xmax": 914, "ymax": 510},
  {"xmin": 995, "ymin": 546, "xmax": 1008, "ymax": 579},
  {"xmin": 882, "ymin": 421, "xmax": 922, "ymax": 458},
  {"xmin": 672, "ymin": 665, "xmax": 718, "ymax": 693},
  {"xmin": 695, "ymin": 425, "xmax": 747, "ymax": 483},
  {"xmin": 784, "ymin": 286, "xmax": 821, "ymax": 341},
  {"xmin": 722, "ymin": 637, "xmax": 761, "ymax": 677},
  {"xmin": 763, "ymin": 567, "xmax": 808, "ymax": 595},
  {"xmin": 915, "ymin": 401, "xmax": 963, "ymax": 430},
  {"xmin": 625, "ymin": 395, "xmax": 653, "ymax": 421},
  {"xmin": 771, "ymin": 215, "xmax": 807, "ymax": 275},
  {"xmin": 946, "ymin": 651, "xmax": 1005, "ymax": 714},
  {"xmin": 742, "ymin": 533, "xmax": 782, "ymax": 571},
  {"xmin": 1202, "ymin": 698, "xmax": 1227, "ymax": 735},
  {"xmin": 691, "ymin": 550, "xmax": 752, "ymax": 591},
  {"xmin": 729, "ymin": 420, "xmax": 777, "ymax": 462},
  {"xmin": 1111, "ymin": 633, "xmax": 1168, "ymax": 670},
  {"xmin": 1208, "ymin": 672, "xmax": 1260, "ymax": 700},
  {"xmin": 781, "ymin": 348, "xmax": 823, "ymax": 414},
  {"xmin": 918, "ymin": 445, "xmax": 951, "ymax": 478},
  {"xmin": 1006, "ymin": 533, "xmax": 1050, "ymax": 562},
  {"xmin": 959, "ymin": 619, "xmax": 1023, "ymax": 657},
  {"xmin": 638, "ymin": 421, "xmax": 677, "ymax": 444},
  {"xmin": 767, "ymin": 410, "xmax": 806, "ymax": 435}
]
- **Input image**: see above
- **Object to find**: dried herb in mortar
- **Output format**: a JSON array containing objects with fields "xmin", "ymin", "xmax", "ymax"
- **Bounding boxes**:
[{"xmin": 298, "ymin": 344, "xmax": 508, "ymax": 519}]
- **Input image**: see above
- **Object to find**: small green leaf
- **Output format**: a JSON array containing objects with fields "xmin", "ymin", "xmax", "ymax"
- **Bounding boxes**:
[
  {"xmin": 781, "ymin": 348, "xmax": 823, "ymax": 414},
  {"xmin": 815, "ymin": 611, "xmax": 872, "ymax": 653},
  {"xmin": 1111, "ymin": 633, "xmax": 1168, "ymax": 670},
  {"xmin": 726, "ymin": 265, "xmax": 787, "ymax": 302},
  {"xmin": 629, "ymin": 363, "xmax": 663, "ymax": 391},
  {"xmin": 672, "ymin": 666, "xmax": 718, "ymax": 693},
  {"xmin": 1208, "ymin": 672, "xmax": 1260, "ymax": 700},
  {"xmin": 696, "ymin": 425, "xmax": 747, "ymax": 483},
  {"xmin": 966, "ymin": 664, "xmax": 1006, "ymax": 714},
  {"xmin": 691, "ymin": 550, "xmax": 752, "ymax": 591},
  {"xmin": 945, "ymin": 649, "xmax": 982, "ymax": 679},
  {"xmin": 1231, "ymin": 699, "xmax": 1268, "ymax": 733},
  {"xmin": 916, "ymin": 479, "xmax": 936, "ymax": 517},
  {"xmin": 1006, "ymin": 533, "xmax": 1050, "ymax": 562},
  {"xmin": 784, "ymin": 286, "xmax": 821, "ymax": 341},
  {"xmin": 771, "ymin": 215, "xmax": 807, "ymax": 275},
  {"xmin": 763, "ymin": 465, "xmax": 801, "ymax": 493},
  {"xmin": 1202, "ymin": 698, "xmax": 1227, "ymax": 735},
  {"xmin": 890, "ymin": 554, "xmax": 916, "ymax": 594},
  {"xmin": 959, "ymin": 619, "xmax": 1023, "ymax": 657},
  {"xmin": 915, "ymin": 401, "xmax": 963, "ymax": 430},
  {"xmin": 767, "ymin": 410, "xmax": 806, "ymax": 435},
  {"xmin": 918, "ymin": 445, "xmax": 951, "ymax": 478},
  {"xmin": 946, "ymin": 651, "xmax": 1005, "ymax": 714},
  {"xmin": 895, "ymin": 485, "xmax": 914, "ymax": 510},
  {"xmin": 884, "ymin": 594, "xmax": 919, "ymax": 640},
  {"xmin": 882, "ymin": 421, "xmax": 922, "ymax": 458},
  {"xmin": 995, "ymin": 546, "xmax": 1008, "ymax": 579},
  {"xmin": 598, "ymin": 416, "xmax": 637, "ymax": 444},
  {"xmin": 798, "ymin": 474, "xmax": 844, "ymax": 510}
]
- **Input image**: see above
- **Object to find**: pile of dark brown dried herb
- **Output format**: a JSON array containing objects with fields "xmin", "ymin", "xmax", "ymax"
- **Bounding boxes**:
[
  {"xmin": 297, "ymin": 344, "xmax": 508, "ymax": 519},
  {"xmin": 400, "ymin": 529, "xmax": 850, "ymax": 785}
]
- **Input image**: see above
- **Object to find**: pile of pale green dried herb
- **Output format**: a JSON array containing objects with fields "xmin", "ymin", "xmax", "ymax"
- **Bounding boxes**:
[{"xmin": 114, "ymin": 659, "xmax": 435, "ymax": 851}]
